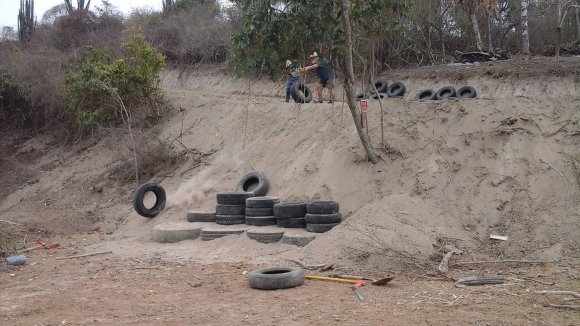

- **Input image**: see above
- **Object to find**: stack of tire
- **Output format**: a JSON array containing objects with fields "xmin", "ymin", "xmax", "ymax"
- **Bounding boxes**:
[
  {"xmin": 245, "ymin": 196, "xmax": 279, "ymax": 226},
  {"xmin": 274, "ymin": 202, "xmax": 307, "ymax": 228},
  {"xmin": 305, "ymin": 201, "xmax": 342, "ymax": 233},
  {"xmin": 415, "ymin": 86, "xmax": 477, "ymax": 101},
  {"xmin": 356, "ymin": 80, "xmax": 407, "ymax": 100},
  {"xmin": 215, "ymin": 191, "xmax": 254, "ymax": 225}
]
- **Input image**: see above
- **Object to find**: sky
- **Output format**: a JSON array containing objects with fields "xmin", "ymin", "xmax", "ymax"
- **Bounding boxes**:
[{"xmin": 0, "ymin": 0, "xmax": 163, "ymax": 28}]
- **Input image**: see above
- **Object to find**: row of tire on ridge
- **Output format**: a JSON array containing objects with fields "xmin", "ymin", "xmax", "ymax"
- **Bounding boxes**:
[{"xmin": 355, "ymin": 80, "xmax": 477, "ymax": 101}]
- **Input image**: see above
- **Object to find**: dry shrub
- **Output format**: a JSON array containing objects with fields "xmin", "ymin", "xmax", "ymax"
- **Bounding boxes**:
[
  {"xmin": 0, "ymin": 226, "xmax": 20, "ymax": 257},
  {"xmin": 129, "ymin": 3, "xmax": 231, "ymax": 65}
]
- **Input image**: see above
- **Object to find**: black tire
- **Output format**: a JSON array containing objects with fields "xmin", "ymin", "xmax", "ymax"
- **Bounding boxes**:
[
  {"xmin": 290, "ymin": 83, "xmax": 313, "ymax": 103},
  {"xmin": 307, "ymin": 201, "xmax": 339, "ymax": 214},
  {"xmin": 355, "ymin": 92, "xmax": 368, "ymax": 101},
  {"xmin": 277, "ymin": 218, "xmax": 307, "ymax": 228},
  {"xmin": 306, "ymin": 223, "xmax": 340, "ymax": 233},
  {"xmin": 246, "ymin": 196, "xmax": 280, "ymax": 208},
  {"xmin": 371, "ymin": 93, "xmax": 387, "ymax": 100},
  {"xmin": 216, "ymin": 204, "xmax": 246, "ymax": 215},
  {"xmin": 132, "ymin": 183, "xmax": 166, "ymax": 218},
  {"xmin": 372, "ymin": 80, "xmax": 388, "ymax": 93},
  {"xmin": 245, "ymin": 216, "xmax": 277, "ymax": 226},
  {"xmin": 217, "ymin": 191, "xmax": 255, "ymax": 205},
  {"xmin": 435, "ymin": 86, "xmax": 456, "ymax": 100},
  {"xmin": 457, "ymin": 86, "xmax": 477, "ymax": 98},
  {"xmin": 215, "ymin": 214, "xmax": 246, "ymax": 225},
  {"xmin": 201, "ymin": 228, "xmax": 245, "ymax": 235},
  {"xmin": 245, "ymin": 207, "xmax": 274, "ymax": 217},
  {"xmin": 248, "ymin": 267, "xmax": 305, "ymax": 290},
  {"xmin": 246, "ymin": 230, "xmax": 284, "ymax": 243},
  {"xmin": 274, "ymin": 202, "xmax": 307, "ymax": 219},
  {"xmin": 387, "ymin": 81, "xmax": 406, "ymax": 97},
  {"xmin": 415, "ymin": 89, "xmax": 436, "ymax": 101},
  {"xmin": 234, "ymin": 171, "xmax": 269, "ymax": 197},
  {"xmin": 305, "ymin": 213, "xmax": 342, "ymax": 224},
  {"xmin": 186, "ymin": 212, "xmax": 216, "ymax": 223}
]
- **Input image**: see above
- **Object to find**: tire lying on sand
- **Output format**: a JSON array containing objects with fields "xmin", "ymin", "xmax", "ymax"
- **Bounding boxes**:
[
  {"xmin": 200, "ymin": 227, "xmax": 246, "ymax": 241},
  {"xmin": 371, "ymin": 93, "xmax": 388, "ymax": 100},
  {"xmin": 306, "ymin": 223, "xmax": 340, "ymax": 233},
  {"xmin": 372, "ymin": 80, "xmax": 389, "ymax": 93},
  {"xmin": 246, "ymin": 228, "xmax": 284, "ymax": 243},
  {"xmin": 132, "ymin": 183, "xmax": 166, "ymax": 218},
  {"xmin": 276, "ymin": 217, "xmax": 307, "ymax": 228},
  {"xmin": 457, "ymin": 86, "xmax": 477, "ymax": 99},
  {"xmin": 248, "ymin": 267, "xmax": 305, "ymax": 290},
  {"xmin": 186, "ymin": 212, "xmax": 216, "ymax": 223},
  {"xmin": 290, "ymin": 83, "xmax": 313, "ymax": 103},
  {"xmin": 415, "ymin": 89, "xmax": 436, "ymax": 101},
  {"xmin": 387, "ymin": 81, "xmax": 406, "ymax": 97},
  {"xmin": 245, "ymin": 216, "xmax": 277, "ymax": 226},
  {"xmin": 234, "ymin": 171, "xmax": 269, "ymax": 197},
  {"xmin": 152, "ymin": 222, "xmax": 202, "ymax": 243},
  {"xmin": 305, "ymin": 213, "xmax": 342, "ymax": 224},
  {"xmin": 274, "ymin": 202, "xmax": 307, "ymax": 219},
  {"xmin": 246, "ymin": 196, "xmax": 280, "ymax": 208},
  {"xmin": 281, "ymin": 231, "xmax": 316, "ymax": 247},
  {"xmin": 306, "ymin": 201, "xmax": 339, "ymax": 214},
  {"xmin": 215, "ymin": 214, "xmax": 246, "ymax": 225},
  {"xmin": 435, "ymin": 86, "xmax": 456, "ymax": 100},
  {"xmin": 217, "ymin": 191, "xmax": 255, "ymax": 206}
]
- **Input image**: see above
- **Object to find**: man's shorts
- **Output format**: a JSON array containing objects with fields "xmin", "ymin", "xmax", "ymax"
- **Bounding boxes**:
[{"xmin": 320, "ymin": 71, "xmax": 335, "ymax": 88}]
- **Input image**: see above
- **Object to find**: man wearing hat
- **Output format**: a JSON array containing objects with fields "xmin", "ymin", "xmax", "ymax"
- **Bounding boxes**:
[
  {"xmin": 284, "ymin": 59, "xmax": 301, "ymax": 102},
  {"xmin": 302, "ymin": 52, "xmax": 335, "ymax": 103}
]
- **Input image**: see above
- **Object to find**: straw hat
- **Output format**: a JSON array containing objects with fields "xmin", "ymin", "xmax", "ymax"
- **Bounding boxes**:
[{"xmin": 309, "ymin": 52, "xmax": 318, "ymax": 59}]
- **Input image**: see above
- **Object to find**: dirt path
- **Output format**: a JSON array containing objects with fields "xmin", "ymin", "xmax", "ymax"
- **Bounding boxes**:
[{"xmin": 1, "ymin": 236, "xmax": 579, "ymax": 326}]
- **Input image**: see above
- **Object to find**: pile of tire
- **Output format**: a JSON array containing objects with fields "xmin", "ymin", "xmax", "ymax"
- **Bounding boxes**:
[
  {"xmin": 274, "ymin": 202, "xmax": 307, "ymax": 228},
  {"xmin": 415, "ymin": 86, "xmax": 477, "ymax": 101},
  {"xmin": 305, "ymin": 201, "xmax": 342, "ymax": 233},
  {"xmin": 245, "ymin": 196, "xmax": 279, "ymax": 226},
  {"xmin": 215, "ymin": 191, "xmax": 254, "ymax": 225},
  {"xmin": 356, "ymin": 80, "xmax": 406, "ymax": 100}
]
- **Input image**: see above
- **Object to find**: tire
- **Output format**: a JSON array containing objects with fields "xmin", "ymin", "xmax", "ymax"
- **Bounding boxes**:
[
  {"xmin": 245, "ymin": 216, "xmax": 277, "ymax": 226},
  {"xmin": 234, "ymin": 171, "xmax": 269, "ymax": 197},
  {"xmin": 201, "ymin": 228, "xmax": 246, "ymax": 235},
  {"xmin": 435, "ymin": 86, "xmax": 456, "ymax": 100},
  {"xmin": 290, "ymin": 83, "xmax": 313, "ymax": 103},
  {"xmin": 245, "ymin": 207, "xmax": 274, "ymax": 217},
  {"xmin": 217, "ymin": 191, "xmax": 254, "ymax": 205},
  {"xmin": 305, "ymin": 213, "xmax": 342, "ymax": 224},
  {"xmin": 387, "ymin": 81, "xmax": 406, "ymax": 97},
  {"xmin": 457, "ymin": 86, "xmax": 477, "ymax": 98},
  {"xmin": 371, "ymin": 93, "xmax": 387, "ymax": 100},
  {"xmin": 307, "ymin": 201, "xmax": 339, "ymax": 214},
  {"xmin": 248, "ymin": 267, "xmax": 305, "ymax": 290},
  {"xmin": 372, "ymin": 80, "xmax": 388, "ymax": 93},
  {"xmin": 246, "ymin": 230, "xmax": 284, "ymax": 243},
  {"xmin": 277, "ymin": 218, "xmax": 307, "ymax": 228},
  {"xmin": 215, "ymin": 214, "xmax": 246, "ymax": 225},
  {"xmin": 274, "ymin": 202, "xmax": 307, "ymax": 219},
  {"xmin": 216, "ymin": 204, "xmax": 246, "ymax": 215},
  {"xmin": 186, "ymin": 212, "xmax": 216, "ymax": 223},
  {"xmin": 281, "ymin": 233, "xmax": 316, "ymax": 247},
  {"xmin": 415, "ymin": 89, "xmax": 436, "ymax": 101},
  {"xmin": 246, "ymin": 196, "xmax": 280, "ymax": 208},
  {"xmin": 132, "ymin": 183, "xmax": 166, "ymax": 218},
  {"xmin": 306, "ymin": 223, "xmax": 340, "ymax": 233},
  {"xmin": 355, "ymin": 92, "xmax": 368, "ymax": 101}
]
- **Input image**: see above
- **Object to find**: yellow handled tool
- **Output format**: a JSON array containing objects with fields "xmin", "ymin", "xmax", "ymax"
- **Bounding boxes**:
[{"xmin": 305, "ymin": 275, "xmax": 365, "ymax": 286}]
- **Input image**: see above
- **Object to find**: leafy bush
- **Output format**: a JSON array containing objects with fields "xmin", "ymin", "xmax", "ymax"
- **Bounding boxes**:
[{"xmin": 64, "ymin": 29, "xmax": 165, "ymax": 130}]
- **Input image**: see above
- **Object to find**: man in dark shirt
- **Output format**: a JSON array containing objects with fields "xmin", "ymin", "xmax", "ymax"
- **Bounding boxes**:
[{"xmin": 302, "ymin": 52, "xmax": 335, "ymax": 103}]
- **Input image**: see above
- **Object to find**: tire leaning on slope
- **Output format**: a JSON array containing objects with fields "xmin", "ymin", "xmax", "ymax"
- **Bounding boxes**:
[
  {"xmin": 132, "ymin": 183, "xmax": 166, "ymax": 218},
  {"xmin": 387, "ymin": 81, "xmax": 406, "ymax": 97},
  {"xmin": 456, "ymin": 86, "xmax": 477, "ymax": 99},
  {"xmin": 248, "ymin": 267, "xmax": 305, "ymax": 290},
  {"xmin": 435, "ymin": 86, "xmax": 456, "ymax": 100},
  {"xmin": 290, "ymin": 83, "xmax": 313, "ymax": 103},
  {"xmin": 415, "ymin": 89, "xmax": 436, "ymax": 101},
  {"xmin": 371, "ymin": 80, "xmax": 389, "ymax": 93},
  {"xmin": 234, "ymin": 171, "xmax": 269, "ymax": 197}
]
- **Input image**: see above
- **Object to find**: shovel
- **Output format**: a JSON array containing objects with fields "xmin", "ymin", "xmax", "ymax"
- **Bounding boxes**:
[{"xmin": 329, "ymin": 274, "xmax": 394, "ymax": 286}]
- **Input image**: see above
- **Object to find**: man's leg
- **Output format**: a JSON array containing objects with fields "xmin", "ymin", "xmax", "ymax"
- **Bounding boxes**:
[{"xmin": 315, "ymin": 82, "xmax": 324, "ymax": 102}]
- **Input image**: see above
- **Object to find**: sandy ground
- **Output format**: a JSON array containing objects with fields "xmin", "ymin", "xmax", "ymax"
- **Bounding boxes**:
[{"xmin": 1, "ymin": 56, "xmax": 579, "ymax": 324}]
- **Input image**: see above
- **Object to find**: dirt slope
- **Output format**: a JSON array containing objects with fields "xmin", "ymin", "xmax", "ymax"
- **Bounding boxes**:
[{"xmin": 1, "ymin": 57, "xmax": 579, "ymax": 270}]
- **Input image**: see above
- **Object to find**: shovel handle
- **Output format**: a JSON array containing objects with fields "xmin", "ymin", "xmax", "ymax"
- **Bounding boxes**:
[{"xmin": 305, "ymin": 276, "xmax": 364, "ymax": 285}]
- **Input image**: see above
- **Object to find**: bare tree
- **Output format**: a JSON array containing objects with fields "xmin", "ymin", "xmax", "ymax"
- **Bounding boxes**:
[
  {"xmin": 521, "ymin": 0, "xmax": 530, "ymax": 54},
  {"xmin": 18, "ymin": 0, "xmax": 35, "ymax": 43},
  {"xmin": 459, "ymin": 0, "xmax": 484, "ymax": 51},
  {"xmin": 163, "ymin": 0, "xmax": 175, "ymax": 13}
]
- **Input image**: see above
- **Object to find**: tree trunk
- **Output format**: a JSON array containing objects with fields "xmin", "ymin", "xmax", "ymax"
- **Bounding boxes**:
[
  {"xmin": 340, "ymin": 0, "xmax": 379, "ymax": 164},
  {"xmin": 487, "ymin": 13, "xmax": 492, "ymax": 50},
  {"xmin": 521, "ymin": 0, "xmax": 530, "ymax": 54},
  {"xmin": 470, "ymin": 12, "xmax": 484, "ymax": 51},
  {"xmin": 556, "ymin": 0, "xmax": 562, "ymax": 62},
  {"xmin": 576, "ymin": 7, "xmax": 580, "ymax": 41}
]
